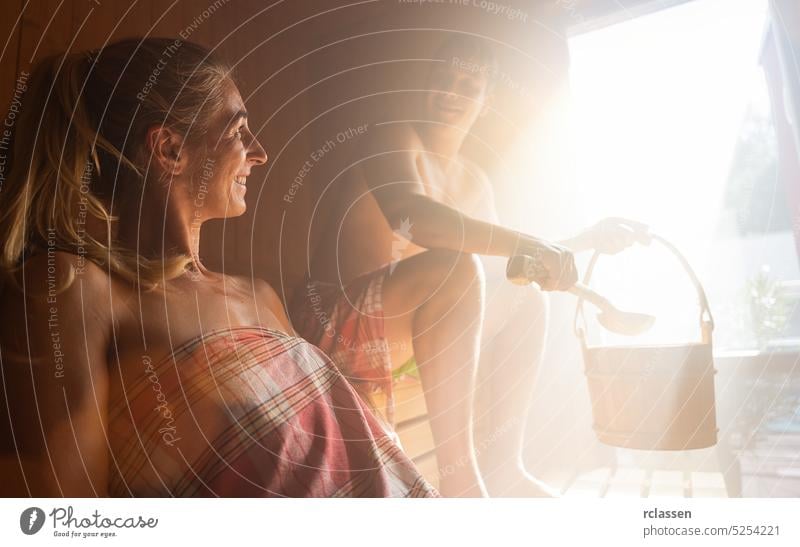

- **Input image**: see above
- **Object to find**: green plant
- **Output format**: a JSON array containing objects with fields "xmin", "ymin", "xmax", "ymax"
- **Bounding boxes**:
[{"xmin": 747, "ymin": 265, "xmax": 791, "ymax": 350}]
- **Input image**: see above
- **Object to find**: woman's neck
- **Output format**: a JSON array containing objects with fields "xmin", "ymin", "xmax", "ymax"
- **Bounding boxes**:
[
  {"xmin": 416, "ymin": 123, "xmax": 466, "ymax": 169},
  {"xmin": 115, "ymin": 185, "xmax": 206, "ymax": 272}
]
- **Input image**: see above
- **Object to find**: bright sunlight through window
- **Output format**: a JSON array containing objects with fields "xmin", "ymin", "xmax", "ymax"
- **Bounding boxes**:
[{"xmin": 567, "ymin": 0, "xmax": 791, "ymax": 351}]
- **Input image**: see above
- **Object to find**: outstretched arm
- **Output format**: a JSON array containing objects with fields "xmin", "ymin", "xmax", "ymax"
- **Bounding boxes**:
[{"xmin": 360, "ymin": 124, "xmax": 576, "ymax": 290}]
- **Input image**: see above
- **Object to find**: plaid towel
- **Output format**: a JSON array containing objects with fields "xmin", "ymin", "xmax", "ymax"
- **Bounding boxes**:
[
  {"xmin": 289, "ymin": 265, "xmax": 397, "ymax": 426},
  {"xmin": 107, "ymin": 326, "xmax": 437, "ymax": 497}
]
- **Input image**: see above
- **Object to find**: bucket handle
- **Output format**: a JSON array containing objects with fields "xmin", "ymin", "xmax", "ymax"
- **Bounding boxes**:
[{"xmin": 573, "ymin": 233, "xmax": 714, "ymax": 345}]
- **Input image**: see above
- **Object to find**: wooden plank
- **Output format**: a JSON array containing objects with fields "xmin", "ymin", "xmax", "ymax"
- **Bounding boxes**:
[
  {"xmin": 648, "ymin": 470, "xmax": 685, "ymax": 498},
  {"xmin": 605, "ymin": 467, "xmax": 648, "ymax": 498},
  {"xmin": 690, "ymin": 471, "xmax": 728, "ymax": 498},
  {"xmin": 641, "ymin": 468, "xmax": 653, "ymax": 497},
  {"xmin": 395, "ymin": 416, "xmax": 436, "ymax": 461},
  {"xmin": 18, "ymin": 0, "xmax": 74, "ymax": 69},
  {"xmin": 72, "ymin": 0, "xmax": 155, "ymax": 51},
  {"xmin": 370, "ymin": 378, "xmax": 429, "ymax": 426},
  {"xmin": 682, "ymin": 469, "xmax": 693, "ymax": 498},
  {"xmin": 563, "ymin": 467, "xmax": 613, "ymax": 498},
  {"xmin": 72, "ymin": 0, "xmax": 119, "ymax": 51},
  {"xmin": 368, "ymin": 379, "xmax": 436, "ymax": 467},
  {"xmin": 543, "ymin": 468, "xmax": 580, "ymax": 497},
  {"xmin": 394, "ymin": 381, "xmax": 429, "ymax": 425},
  {"xmin": 0, "ymin": 0, "xmax": 23, "ymax": 115},
  {"xmin": 565, "ymin": 467, "xmax": 727, "ymax": 499},
  {"xmin": 151, "ymin": 0, "xmax": 217, "ymax": 46}
]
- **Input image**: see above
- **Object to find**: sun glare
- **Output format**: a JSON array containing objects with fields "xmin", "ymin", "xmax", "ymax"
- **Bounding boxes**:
[{"xmin": 561, "ymin": 0, "xmax": 774, "ymax": 346}]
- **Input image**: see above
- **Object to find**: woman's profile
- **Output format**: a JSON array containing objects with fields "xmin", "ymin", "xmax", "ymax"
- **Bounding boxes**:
[{"xmin": 0, "ymin": 37, "xmax": 437, "ymax": 497}]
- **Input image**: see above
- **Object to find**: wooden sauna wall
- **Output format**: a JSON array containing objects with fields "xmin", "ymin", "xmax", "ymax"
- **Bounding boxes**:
[{"xmin": 0, "ymin": 0, "xmax": 573, "ymax": 299}]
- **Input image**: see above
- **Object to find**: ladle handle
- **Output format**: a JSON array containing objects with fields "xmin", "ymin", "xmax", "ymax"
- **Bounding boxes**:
[
  {"xmin": 573, "ymin": 233, "xmax": 714, "ymax": 344},
  {"xmin": 568, "ymin": 283, "xmax": 613, "ymax": 313},
  {"xmin": 507, "ymin": 256, "xmax": 615, "ymax": 315}
]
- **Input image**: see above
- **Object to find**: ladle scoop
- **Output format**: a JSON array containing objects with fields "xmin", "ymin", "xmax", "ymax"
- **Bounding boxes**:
[{"xmin": 506, "ymin": 255, "xmax": 655, "ymax": 336}]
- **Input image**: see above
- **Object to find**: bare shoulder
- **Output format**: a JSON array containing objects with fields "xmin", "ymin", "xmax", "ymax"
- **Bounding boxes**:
[
  {"xmin": 0, "ymin": 252, "xmax": 113, "ymax": 386},
  {"xmin": 250, "ymin": 276, "xmax": 285, "ymax": 308},
  {"xmin": 227, "ymin": 274, "xmax": 295, "ymax": 334},
  {"xmin": 254, "ymin": 277, "xmax": 296, "ymax": 334},
  {"xmin": 222, "ymin": 273, "xmax": 276, "ymax": 300},
  {"xmin": 2, "ymin": 251, "xmax": 111, "ymax": 310},
  {"xmin": 1, "ymin": 252, "xmax": 113, "ymax": 341}
]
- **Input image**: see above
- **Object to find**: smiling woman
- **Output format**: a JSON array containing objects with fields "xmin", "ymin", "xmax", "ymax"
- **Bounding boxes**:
[{"xmin": 0, "ymin": 37, "xmax": 437, "ymax": 498}]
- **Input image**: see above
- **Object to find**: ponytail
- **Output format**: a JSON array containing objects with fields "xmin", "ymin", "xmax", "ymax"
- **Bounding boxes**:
[
  {"xmin": 0, "ymin": 39, "xmax": 230, "ymax": 290},
  {"xmin": 0, "ymin": 53, "xmax": 103, "ymax": 278}
]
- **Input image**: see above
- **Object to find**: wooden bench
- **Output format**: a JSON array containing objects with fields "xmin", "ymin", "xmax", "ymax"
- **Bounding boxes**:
[{"xmin": 369, "ymin": 378, "xmax": 440, "ymax": 488}]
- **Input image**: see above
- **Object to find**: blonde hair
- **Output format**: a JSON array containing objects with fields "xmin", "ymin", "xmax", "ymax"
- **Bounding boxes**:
[{"xmin": 0, "ymin": 38, "xmax": 232, "ymax": 289}]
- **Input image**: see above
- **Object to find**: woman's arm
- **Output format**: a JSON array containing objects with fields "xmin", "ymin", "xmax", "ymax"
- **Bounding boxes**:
[
  {"xmin": 0, "ymin": 253, "xmax": 112, "ymax": 496},
  {"xmin": 360, "ymin": 124, "xmax": 577, "ymax": 291}
]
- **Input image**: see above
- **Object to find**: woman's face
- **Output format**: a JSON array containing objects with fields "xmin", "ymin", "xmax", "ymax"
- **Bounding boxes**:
[
  {"xmin": 424, "ymin": 56, "xmax": 491, "ymax": 131},
  {"xmin": 186, "ymin": 80, "xmax": 267, "ymax": 220}
]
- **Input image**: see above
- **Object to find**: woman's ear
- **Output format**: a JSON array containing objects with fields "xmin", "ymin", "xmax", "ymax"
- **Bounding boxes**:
[{"xmin": 145, "ymin": 125, "xmax": 188, "ymax": 177}]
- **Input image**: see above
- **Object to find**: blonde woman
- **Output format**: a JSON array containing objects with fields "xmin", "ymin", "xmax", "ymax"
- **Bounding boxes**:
[{"xmin": 0, "ymin": 38, "xmax": 437, "ymax": 497}]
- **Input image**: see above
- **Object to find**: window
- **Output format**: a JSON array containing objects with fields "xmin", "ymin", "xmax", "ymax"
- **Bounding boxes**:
[{"xmin": 567, "ymin": 0, "xmax": 791, "ymax": 351}]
